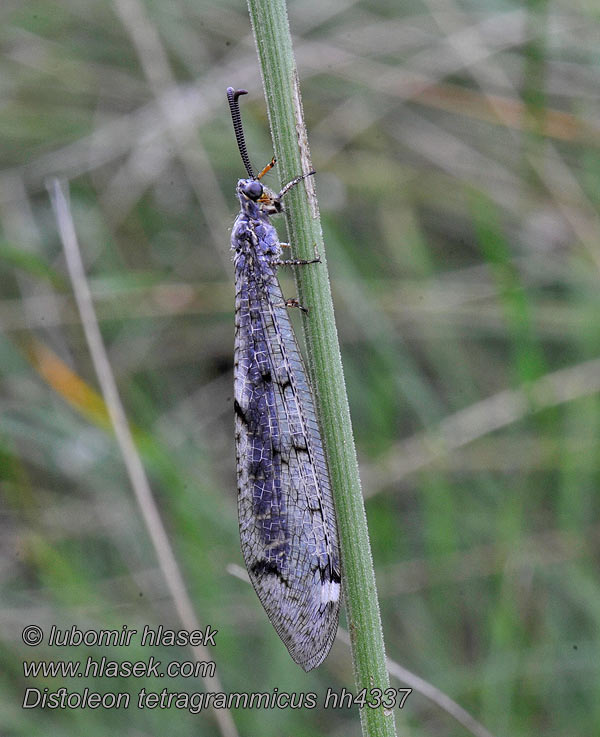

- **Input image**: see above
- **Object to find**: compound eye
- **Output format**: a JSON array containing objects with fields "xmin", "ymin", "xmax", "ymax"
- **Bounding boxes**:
[{"xmin": 243, "ymin": 181, "xmax": 263, "ymax": 200}]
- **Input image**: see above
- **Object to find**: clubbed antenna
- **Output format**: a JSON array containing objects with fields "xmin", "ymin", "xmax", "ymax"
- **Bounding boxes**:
[{"xmin": 226, "ymin": 87, "xmax": 255, "ymax": 179}]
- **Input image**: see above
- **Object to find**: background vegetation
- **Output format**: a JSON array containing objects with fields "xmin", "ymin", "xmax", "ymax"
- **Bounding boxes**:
[{"xmin": 1, "ymin": 0, "xmax": 599, "ymax": 735}]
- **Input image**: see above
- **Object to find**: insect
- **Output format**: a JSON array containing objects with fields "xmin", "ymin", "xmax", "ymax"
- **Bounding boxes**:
[{"xmin": 227, "ymin": 87, "xmax": 341, "ymax": 671}]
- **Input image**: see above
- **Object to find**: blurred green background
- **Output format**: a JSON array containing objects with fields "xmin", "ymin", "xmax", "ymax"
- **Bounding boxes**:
[{"xmin": 1, "ymin": 0, "xmax": 599, "ymax": 735}]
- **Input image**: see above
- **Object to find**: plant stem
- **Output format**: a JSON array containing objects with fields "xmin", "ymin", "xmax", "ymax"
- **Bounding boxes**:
[{"xmin": 246, "ymin": 1, "xmax": 399, "ymax": 735}]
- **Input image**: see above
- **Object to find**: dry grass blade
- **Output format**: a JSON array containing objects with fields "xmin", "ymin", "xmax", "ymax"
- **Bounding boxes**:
[
  {"xmin": 48, "ymin": 177, "xmax": 239, "ymax": 737},
  {"xmin": 372, "ymin": 357, "xmax": 600, "ymax": 490},
  {"xmin": 228, "ymin": 564, "xmax": 497, "ymax": 737}
]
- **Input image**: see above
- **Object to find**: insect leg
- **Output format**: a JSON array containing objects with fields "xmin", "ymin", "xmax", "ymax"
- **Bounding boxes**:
[
  {"xmin": 272, "ymin": 243, "xmax": 321, "ymax": 267},
  {"xmin": 273, "ymin": 298, "xmax": 309, "ymax": 313},
  {"xmin": 278, "ymin": 170, "xmax": 316, "ymax": 199},
  {"xmin": 273, "ymin": 257, "xmax": 320, "ymax": 267},
  {"xmin": 257, "ymin": 157, "xmax": 276, "ymax": 180}
]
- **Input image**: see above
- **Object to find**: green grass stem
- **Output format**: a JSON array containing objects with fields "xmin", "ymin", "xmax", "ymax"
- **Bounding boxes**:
[{"xmin": 246, "ymin": 1, "xmax": 398, "ymax": 735}]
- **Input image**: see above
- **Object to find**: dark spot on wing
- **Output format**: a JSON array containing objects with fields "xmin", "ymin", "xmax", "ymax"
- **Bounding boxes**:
[
  {"xmin": 233, "ymin": 398, "xmax": 249, "ymax": 424},
  {"xmin": 251, "ymin": 559, "xmax": 290, "ymax": 587}
]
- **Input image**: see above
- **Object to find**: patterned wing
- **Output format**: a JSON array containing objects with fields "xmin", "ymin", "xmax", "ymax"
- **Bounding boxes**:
[{"xmin": 234, "ymin": 262, "xmax": 340, "ymax": 671}]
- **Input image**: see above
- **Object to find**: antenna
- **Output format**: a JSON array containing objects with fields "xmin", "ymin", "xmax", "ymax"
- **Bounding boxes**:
[{"xmin": 226, "ymin": 87, "xmax": 255, "ymax": 179}]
